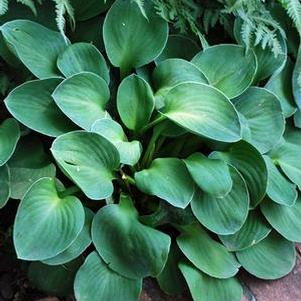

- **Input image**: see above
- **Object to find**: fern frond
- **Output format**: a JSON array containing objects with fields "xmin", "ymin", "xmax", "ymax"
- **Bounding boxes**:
[
  {"xmin": 16, "ymin": 0, "xmax": 37, "ymax": 15},
  {"xmin": 132, "ymin": 0, "xmax": 148, "ymax": 20},
  {"xmin": 284, "ymin": 0, "xmax": 301, "ymax": 37},
  {"xmin": 0, "ymin": 0, "xmax": 8, "ymax": 15}
]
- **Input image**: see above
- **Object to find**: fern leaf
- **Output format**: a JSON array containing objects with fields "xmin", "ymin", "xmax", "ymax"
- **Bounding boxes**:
[
  {"xmin": 0, "ymin": 0, "xmax": 8, "ymax": 15},
  {"xmin": 285, "ymin": 0, "xmax": 301, "ymax": 37},
  {"xmin": 132, "ymin": 0, "xmax": 148, "ymax": 20},
  {"xmin": 16, "ymin": 0, "xmax": 37, "ymax": 15}
]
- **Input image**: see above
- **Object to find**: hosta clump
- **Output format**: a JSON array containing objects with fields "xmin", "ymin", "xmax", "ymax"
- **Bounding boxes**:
[{"xmin": 0, "ymin": 1, "xmax": 301, "ymax": 300}]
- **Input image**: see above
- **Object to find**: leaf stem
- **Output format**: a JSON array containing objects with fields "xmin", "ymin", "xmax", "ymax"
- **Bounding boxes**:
[
  {"xmin": 140, "ymin": 114, "xmax": 166, "ymax": 134},
  {"xmin": 59, "ymin": 185, "xmax": 81, "ymax": 198}
]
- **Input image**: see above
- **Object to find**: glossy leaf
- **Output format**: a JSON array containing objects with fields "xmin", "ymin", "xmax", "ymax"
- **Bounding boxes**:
[
  {"xmin": 191, "ymin": 166, "xmax": 249, "ymax": 235},
  {"xmin": 1, "ymin": 20, "xmax": 66, "ymax": 78},
  {"xmin": 135, "ymin": 158, "xmax": 195, "ymax": 208},
  {"xmin": 4, "ymin": 78, "xmax": 76, "ymax": 137},
  {"xmin": 14, "ymin": 177, "xmax": 85, "ymax": 261},
  {"xmin": 177, "ymin": 223, "xmax": 240, "ymax": 279},
  {"xmin": 236, "ymin": 232, "xmax": 296, "ymax": 280},
  {"xmin": 57, "ymin": 42, "xmax": 109, "ymax": 83},
  {"xmin": 192, "ymin": 44, "xmax": 257, "ymax": 98},
  {"xmin": 91, "ymin": 119, "xmax": 141, "ymax": 166},
  {"xmin": 74, "ymin": 252, "xmax": 142, "ymax": 301},
  {"xmin": 92, "ymin": 195, "xmax": 171, "ymax": 279},
  {"xmin": 293, "ymin": 45, "xmax": 301, "ymax": 109},
  {"xmin": 51, "ymin": 131, "xmax": 120, "ymax": 200},
  {"xmin": 160, "ymin": 82, "xmax": 241, "ymax": 142},
  {"xmin": 103, "ymin": 0, "xmax": 168, "ymax": 70},
  {"xmin": 0, "ymin": 165, "xmax": 10, "ymax": 209},
  {"xmin": 52, "ymin": 72, "xmax": 110, "ymax": 130}
]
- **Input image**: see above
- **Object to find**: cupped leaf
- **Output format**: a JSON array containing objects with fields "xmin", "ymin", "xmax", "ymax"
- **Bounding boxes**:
[
  {"xmin": 191, "ymin": 166, "xmax": 249, "ymax": 235},
  {"xmin": 0, "ymin": 118, "xmax": 20, "ymax": 166},
  {"xmin": 51, "ymin": 131, "xmax": 120, "ymax": 200},
  {"xmin": 74, "ymin": 252, "xmax": 142, "ymax": 301},
  {"xmin": 219, "ymin": 210, "xmax": 271, "ymax": 251},
  {"xmin": 184, "ymin": 153, "xmax": 232, "ymax": 197},
  {"xmin": 179, "ymin": 261, "xmax": 243, "ymax": 301},
  {"xmin": 57, "ymin": 42, "xmax": 109, "ymax": 83},
  {"xmin": 211, "ymin": 141, "xmax": 268, "ymax": 208},
  {"xmin": 233, "ymin": 87, "xmax": 285, "ymax": 153},
  {"xmin": 52, "ymin": 72, "xmax": 110, "ymax": 131},
  {"xmin": 261, "ymin": 197, "xmax": 301, "ymax": 242},
  {"xmin": 117, "ymin": 74, "xmax": 154, "ymax": 131},
  {"xmin": 91, "ymin": 119, "xmax": 141, "ymax": 166},
  {"xmin": 177, "ymin": 223, "xmax": 240, "ymax": 279},
  {"xmin": 4, "ymin": 78, "xmax": 76, "ymax": 137},
  {"xmin": 293, "ymin": 45, "xmax": 301, "ymax": 109},
  {"xmin": 236, "ymin": 232, "xmax": 296, "ymax": 280},
  {"xmin": 14, "ymin": 177, "xmax": 85, "ymax": 261},
  {"xmin": 265, "ymin": 58, "xmax": 297, "ymax": 117},
  {"xmin": 135, "ymin": 158, "xmax": 195, "ymax": 209},
  {"xmin": 43, "ymin": 208, "xmax": 93, "ymax": 265},
  {"xmin": 160, "ymin": 82, "xmax": 241, "ymax": 142},
  {"xmin": 192, "ymin": 44, "xmax": 257, "ymax": 98},
  {"xmin": 264, "ymin": 155, "xmax": 297, "ymax": 206},
  {"xmin": 1, "ymin": 20, "xmax": 66, "ymax": 78},
  {"xmin": 92, "ymin": 195, "xmax": 171, "ymax": 279},
  {"xmin": 0, "ymin": 165, "xmax": 10, "ymax": 209},
  {"xmin": 103, "ymin": 0, "xmax": 168, "ymax": 71}
]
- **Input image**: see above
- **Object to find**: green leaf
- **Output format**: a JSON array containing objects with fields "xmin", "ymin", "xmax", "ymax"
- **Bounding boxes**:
[
  {"xmin": 265, "ymin": 58, "xmax": 297, "ymax": 117},
  {"xmin": 192, "ymin": 44, "xmax": 257, "ymax": 99},
  {"xmin": 211, "ymin": 141, "xmax": 268, "ymax": 208},
  {"xmin": 52, "ymin": 72, "xmax": 110, "ymax": 131},
  {"xmin": 92, "ymin": 195, "xmax": 171, "ymax": 279},
  {"xmin": 43, "ymin": 207, "xmax": 93, "ymax": 265},
  {"xmin": 135, "ymin": 158, "xmax": 195, "ymax": 209},
  {"xmin": 117, "ymin": 74, "xmax": 154, "ymax": 132},
  {"xmin": 14, "ymin": 177, "xmax": 85, "ymax": 261},
  {"xmin": 263, "ymin": 155, "xmax": 297, "ymax": 206},
  {"xmin": 1, "ymin": 20, "xmax": 66, "ymax": 78},
  {"xmin": 179, "ymin": 261, "xmax": 243, "ymax": 301},
  {"xmin": 0, "ymin": 118, "xmax": 20, "ymax": 166},
  {"xmin": 0, "ymin": 165, "xmax": 10, "ymax": 209},
  {"xmin": 176, "ymin": 223, "xmax": 240, "ymax": 279},
  {"xmin": 292, "ymin": 45, "xmax": 301, "ymax": 109},
  {"xmin": 51, "ymin": 131, "xmax": 120, "ymax": 200},
  {"xmin": 233, "ymin": 87, "xmax": 285, "ymax": 153},
  {"xmin": 236, "ymin": 232, "xmax": 296, "ymax": 280},
  {"xmin": 184, "ymin": 153, "xmax": 232, "ymax": 197},
  {"xmin": 4, "ymin": 78, "xmax": 76, "ymax": 137},
  {"xmin": 160, "ymin": 82, "xmax": 241, "ymax": 142},
  {"xmin": 57, "ymin": 42, "xmax": 110, "ymax": 83},
  {"xmin": 156, "ymin": 34, "xmax": 199, "ymax": 63},
  {"xmin": 28, "ymin": 258, "xmax": 82, "ymax": 297},
  {"xmin": 261, "ymin": 197, "xmax": 301, "ymax": 242},
  {"xmin": 91, "ymin": 119, "xmax": 141, "ymax": 166},
  {"xmin": 74, "ymin": 252, "xmax": 142, "ymax": 301},
  {"xmin": 191, "ymin": 166, "xmax": 249, "ymax": 235},
  {"xmin": 219, "ymin": 210, "xmax": 271, "ymax": 251},
  {"xmin": 8, "ymin": 137, "xmax": 56, "ymax": 200},
  {"xmin": 103, "ymin": 0, "xmax": 168, "ymax": 71}
]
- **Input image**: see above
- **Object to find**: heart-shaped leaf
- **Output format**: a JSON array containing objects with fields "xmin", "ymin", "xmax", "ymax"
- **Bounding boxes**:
[
  {"xmin": 177, "ymin": 223, "xmax": 240, "ymax": 279},
  {"xmin": 192, "ymin": 44, "xmax": 257, "ymax": 98},
  {"xmin": 160, "ymin": 82, "xmax": 241, "ymax": 142},
  {"xmin": 0, "ymin": 118, "xmax": 20, "ymax": 166},
  {"xmin": 135, "ymin": 158, "xmax": 195, "ymax": 208},
  {"xmin": 0, "ymin": 165, "xmax": 10, "ymax": 209},
  {"xmin": 1, "ymin": 20, "xmax": 66, "ymax": 78},
  {"xmin": 103, "ymin": 0, "xmax": 168, "ymax": 72},
  {"xmin": 57, "ymin": 42, "xmax": 110, "ymax": 83},
  {"xmin": 236, "ymin": 232, "xmax": 295, "ymax": 279},
  {"xmin": 92, "ymin": 195, "xmax": 171, "ymax": 279},
  {"xmin": 219, "ymin": 210, "xmax": 271, "ymax": 251},
  {"xmin": 117, "ymin": 74, "xmax": 154, "ymax": 132},
  {"xmin": 14, "ymin": 177, "xmax": 85, "ymax": 261},
  {"xmin": 179, "ymin": 261, "xmax": 243, "ymax": 301},
  {"xmin": 52, "ymin": 72, "xmax": 110, "ymax": 131},
  {"xmin": 261, "ymin": 197, "xmax": 301, "ymax": 242},
  {"xmin": 51, "ymin": 131, "xmax": 120, "ymax": 200},
  {"xmin": 91, "ymin": 119, "xmax": 141, "ymax": 166},
  {"xmin": 191, "ymin": 166, "xmax": 249, "ymax": 235},
  {"xmin": 74, "ymin": 252, "xmax": 142, "ymax": 301},
  {"xmin": 4, "ymin": 78, "xmax": 76, "ymax": 137},
  {"xmin": 233, "ymin": 87, "xmax": 285, "ymax": 153}
]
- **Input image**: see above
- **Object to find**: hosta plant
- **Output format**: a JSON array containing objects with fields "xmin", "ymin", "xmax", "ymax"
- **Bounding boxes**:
[{"xmin": 1, "ymin": 0, "xmax": 301, "ymax": 301}]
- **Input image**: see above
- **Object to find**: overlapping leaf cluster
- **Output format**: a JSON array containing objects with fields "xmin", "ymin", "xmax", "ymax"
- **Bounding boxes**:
[{"xmin": 1, "ymin": 1, "xmax": 301, "ymax": 301}]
